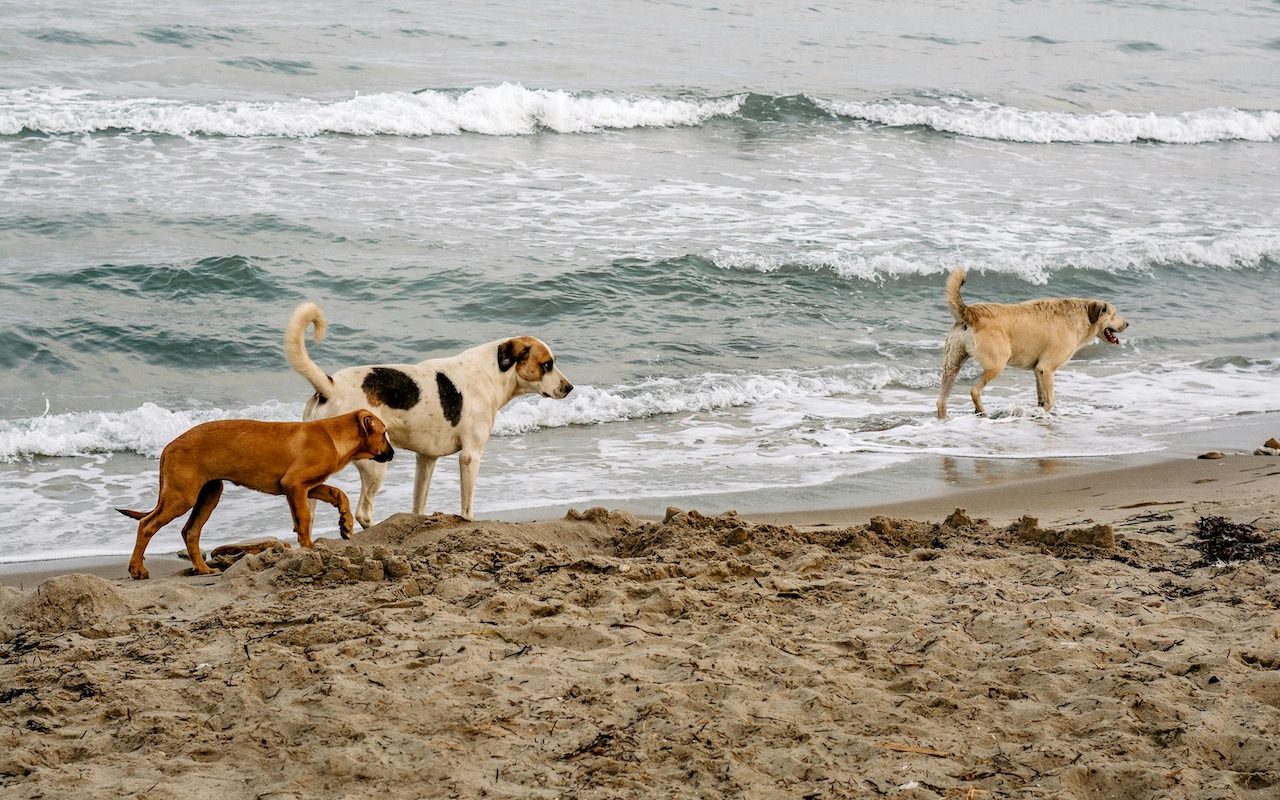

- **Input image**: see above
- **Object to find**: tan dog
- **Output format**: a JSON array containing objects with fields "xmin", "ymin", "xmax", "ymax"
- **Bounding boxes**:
[
  {"xmin": 118, "ymin": 410, "xmax": 394, "ymax": 580},
  {"xmin": 284, "ymin": 302, "xmax": 573, "ymax": 524},
  {"xmin": 936, "ymin": 268, "xmax": 1128, "ymax": 418}
]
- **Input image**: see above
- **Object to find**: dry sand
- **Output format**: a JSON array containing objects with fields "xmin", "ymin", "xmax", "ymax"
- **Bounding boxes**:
[{"xmin": 2, "ymin": 453, "xmax": 1279, "ymax": 799}]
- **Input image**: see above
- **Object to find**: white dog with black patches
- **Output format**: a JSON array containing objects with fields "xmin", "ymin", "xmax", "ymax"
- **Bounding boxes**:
[{"xmin": 285, "ymin": 302, "xmax": 573, "ymax": 525}]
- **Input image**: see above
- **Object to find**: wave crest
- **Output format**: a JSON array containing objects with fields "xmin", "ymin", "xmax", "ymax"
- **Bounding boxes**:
[
  {"xmin": 815, "ymin": 96, "xmax": 1280, "ymax": 143},
  {"xmin": 0, "ymin": 85, "xmax": 745, "ymax": 137}
]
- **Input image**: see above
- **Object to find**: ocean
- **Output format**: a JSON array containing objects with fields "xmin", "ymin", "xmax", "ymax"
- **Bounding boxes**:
[{"xmin": 2, "ymin": 0, "xmax": 1277, "ymax": 564}]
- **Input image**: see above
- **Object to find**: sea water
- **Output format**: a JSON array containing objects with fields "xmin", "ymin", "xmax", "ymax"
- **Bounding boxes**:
[{"xmin": 2, "ymin": 1, "xmax": 1277, "ymax": 562}]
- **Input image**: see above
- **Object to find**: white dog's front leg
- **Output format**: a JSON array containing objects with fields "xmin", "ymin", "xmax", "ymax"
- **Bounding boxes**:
[
  {"xmin": 353, "ymin": 458, "xmax": 389, "ymax": 528},
  {"xmin": 413, "ymin": 453, "xmax": 437, "ymax": 516},
  {"xmin": 457, "ymin": 445, "xmax": 486, "ymax": 521}
]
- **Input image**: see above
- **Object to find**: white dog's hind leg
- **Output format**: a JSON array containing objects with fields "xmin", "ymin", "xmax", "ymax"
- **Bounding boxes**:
[
  {"xmin": 353, "ymin": 458, "xmax": 388, "ymax": 528},
  {"xmin": 412, "ymin": 453, "xmax": 437, "ymax": 515}
]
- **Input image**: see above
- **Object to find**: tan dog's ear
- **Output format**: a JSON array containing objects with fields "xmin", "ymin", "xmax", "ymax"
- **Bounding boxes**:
[
  {"xmin": 497, "ymin": 339, "xmax": 531, "ymax": 373},
  {"xmin": 1087, "ymin": 301, "xmax": 1107, "ymax": 325}
]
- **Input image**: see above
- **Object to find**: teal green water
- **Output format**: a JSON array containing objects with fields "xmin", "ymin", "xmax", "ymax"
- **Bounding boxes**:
[{"xmin": 1, "ymin": 0, "xmax": 1277, "ymax": 561}]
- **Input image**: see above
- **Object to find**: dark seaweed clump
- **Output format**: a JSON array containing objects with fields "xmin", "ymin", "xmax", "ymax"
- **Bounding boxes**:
[{"xmin": 1188, "ymin": 516, "xmax": 1278, "ymax": 567}]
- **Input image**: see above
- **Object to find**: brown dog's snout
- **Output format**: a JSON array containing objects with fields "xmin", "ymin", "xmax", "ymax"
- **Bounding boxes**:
[{"xmin": 374, "ymin": 435, "xmax": 395, "ymax": 463}]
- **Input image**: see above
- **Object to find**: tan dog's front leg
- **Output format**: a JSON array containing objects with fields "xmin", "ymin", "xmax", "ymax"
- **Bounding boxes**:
[{"xmin": 308, "ymin": 484, "xmax": 353, "ymax": 539}]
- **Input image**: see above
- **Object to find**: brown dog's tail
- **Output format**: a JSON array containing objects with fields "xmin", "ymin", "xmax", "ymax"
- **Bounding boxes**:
[
  {"xmin": 284, "ymin": 301, "xmax": 333, "ymax": 399},
  {"xmin": 117, "ymin": 508, "xmax": 147, "ymax": 520},
  {"xmin": 945, "ymin": 268, "xmax": 969, "ymax": 325}
]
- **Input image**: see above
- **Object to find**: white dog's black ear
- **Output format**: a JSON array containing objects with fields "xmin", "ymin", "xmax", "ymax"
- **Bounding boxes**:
[
  {"xmin": 497, "ymin": 339, "xmax": 530, "ymax": 372},
  {"xmin": 1087, "ymin": 301, "xmax": 1107, "ymax": 325}
]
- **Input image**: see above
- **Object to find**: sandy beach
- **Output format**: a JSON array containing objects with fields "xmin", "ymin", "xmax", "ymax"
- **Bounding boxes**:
[{"xmin": 2, "ymin": 450, "xmax": 1278, "ymax": 799}]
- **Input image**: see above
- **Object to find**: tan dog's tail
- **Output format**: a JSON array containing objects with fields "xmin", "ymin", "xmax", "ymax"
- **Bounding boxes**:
[
  {"xmin": 117, "ymin": 508, "xmax": 146, "ymax": 520},
  {"xmin": 284, "ymin": 302, "xmax": 333, "ymax": 399},
  {"xmin": 945, "ymin": 268, "xmax": 969, "ymax": 325}
]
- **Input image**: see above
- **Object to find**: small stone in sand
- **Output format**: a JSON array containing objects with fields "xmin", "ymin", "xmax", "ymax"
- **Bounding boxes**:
[{"xmin": 1197, "ymin": 451, "xmax": 1225, "ymax": 460}]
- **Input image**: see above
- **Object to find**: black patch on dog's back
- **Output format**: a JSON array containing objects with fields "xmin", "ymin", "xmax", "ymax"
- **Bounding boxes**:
[
  {"xmin": 362, "ymin": 367, "xmax": 420, "ymax": 410},
  {"xmin": 436, "ymin": 372, "xmax": 463, "ymax": 426}
]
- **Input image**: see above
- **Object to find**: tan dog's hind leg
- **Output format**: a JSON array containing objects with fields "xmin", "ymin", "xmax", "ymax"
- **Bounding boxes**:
[
  {"xmin": 936, "ymin": 335, "xmax": 970, "ymax": 419},
  {"xmin": 307, "ymin": 484, "xmax": 353, "ymax": 539},
  {"xmin": 412, "ymin": 452, "xmax": 438, "ymax": 515},
  {"xmin": 1034, "ymin": 364, "xmax": 1060, "ymax": 412},
  {"xmin": 970, "ymin": 365, "xmax": 1004, "ymax": 416},
  {"xmin": 353, "ymin": 458, "xmax": 388, "ymax": 529},
  {"xmin": 179, "ymin": 480, "xmax": 224, "ymax": 575}
]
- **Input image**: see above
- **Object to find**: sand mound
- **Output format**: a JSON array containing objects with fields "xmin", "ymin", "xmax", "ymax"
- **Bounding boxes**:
[
  {"xmin": 4, "ymin": 574, "xmax": 130, "ymax": 640},
  {"xmin": 2, "ymin": 505, "xmax": 1278, "ymax": 798}
]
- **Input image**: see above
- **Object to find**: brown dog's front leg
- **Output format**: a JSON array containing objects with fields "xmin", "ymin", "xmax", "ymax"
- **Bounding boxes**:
[
  {"xmin": 308, "ymin": 484, "xmax": 354, "ymax": 539},
  {"xmin": 284, "ymin": 485, "xmax": 316, "ymax": 548}
]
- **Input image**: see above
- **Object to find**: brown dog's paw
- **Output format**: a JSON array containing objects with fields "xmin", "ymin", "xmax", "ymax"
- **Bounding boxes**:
[
  {"xmin": 128, "ymin": 564, "xmax": 149, "ymax": 581},
  {"xmin": 339, "ymin": 513, "xmax": 354, "ymax": 539}
]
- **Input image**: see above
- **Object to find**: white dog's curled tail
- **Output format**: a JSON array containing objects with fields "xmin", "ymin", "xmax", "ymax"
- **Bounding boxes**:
[
  {"xmin": 284, "ymin": 301, "xmax": 333, "ymax": 397},
  {"xmin": 945, "ymin": 268, "xmax": 969, "ymax": 325}
]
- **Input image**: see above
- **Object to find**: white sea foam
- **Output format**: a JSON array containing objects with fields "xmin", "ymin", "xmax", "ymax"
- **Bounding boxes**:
[
  {"xmin": 815, "ymin": 96, "xmax": 1280, "ymax": 144},
  {"xmin": 710, "ymin": 233, "xmax": 1280, "ymax": 284},
  {"xmin": 0, "ymin": 401, "xmax": 301, "ymax": 461},
  {"xmin": 0, "ymin": 367, "xmax": 906, "ymax": 460},
  {"xmin": 7, "ymin": 357, "xmax": 1275, "ymax": 463},
  {"xmin": 0, "ymin": 85, "xmax": 744, "ymax": 137}
]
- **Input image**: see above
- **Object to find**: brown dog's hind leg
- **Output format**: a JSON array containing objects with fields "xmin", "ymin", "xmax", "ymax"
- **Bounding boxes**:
[
  {"xmin": 308, "ymin": 484, "xmax": 353, "ymax": 539},
  {"xmin": 180, "ymin": 480, "xmax": 224, "ymax": 575},
  {"xmin": 127, "ymin": 491, "xmax": 198, "ymax": 580}
]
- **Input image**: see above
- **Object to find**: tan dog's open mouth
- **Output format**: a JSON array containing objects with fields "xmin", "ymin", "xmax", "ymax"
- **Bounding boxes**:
[{"xmin": 1104, "ymin": 327, "xmax": 1120, "ymax": 345}]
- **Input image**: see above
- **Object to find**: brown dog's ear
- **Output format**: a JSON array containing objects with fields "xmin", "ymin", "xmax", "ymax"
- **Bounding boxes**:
[
  {"xmin": 497, "ymin": 339, "xmax": 531, "ymax": 373},
  {"xmin": 357, "ymin": 409, "xmax": 378, "ymax": 437},
  {"xmin": 1087, "ymin": 301, "xmax": 1107, "ymax": 325}
]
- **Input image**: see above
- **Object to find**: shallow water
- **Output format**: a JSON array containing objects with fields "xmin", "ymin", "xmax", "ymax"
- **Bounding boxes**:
[{"xmin": 2, "ymin": 0, "xmax": 1277, "ymax": 561}]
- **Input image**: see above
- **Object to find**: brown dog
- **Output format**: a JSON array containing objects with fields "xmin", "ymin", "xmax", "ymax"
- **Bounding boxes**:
[
  {"xmin": 937, "ymin": 268, "xmax": 1128, "ymax": 418},
  {"xmin": 118, "ymin": 409, "xmax": 394, "ymax": 580}
]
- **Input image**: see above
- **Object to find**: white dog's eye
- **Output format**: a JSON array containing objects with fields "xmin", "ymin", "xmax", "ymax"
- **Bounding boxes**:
[{"xmin": 542, "ymin": 360, "xmax": 554, "ymax": 372}]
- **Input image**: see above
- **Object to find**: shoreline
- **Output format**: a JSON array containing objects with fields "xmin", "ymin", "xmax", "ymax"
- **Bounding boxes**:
[{"xmin": 4, "ymin": 449, "xmax": 1275, "ymax": 588}]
